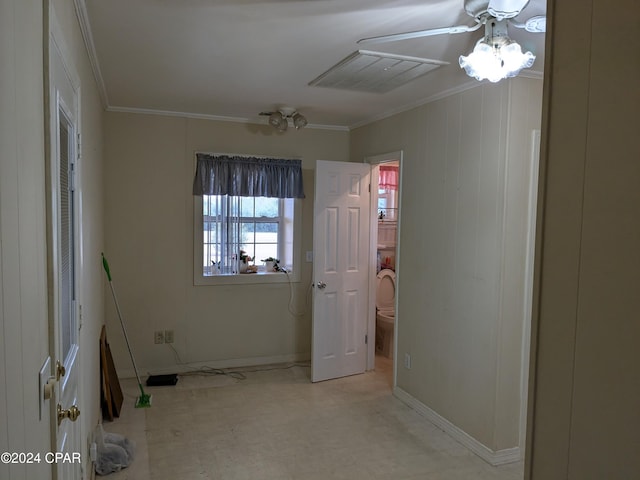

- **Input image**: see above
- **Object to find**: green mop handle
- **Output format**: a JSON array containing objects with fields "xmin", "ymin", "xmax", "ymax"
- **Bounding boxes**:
[{"xmin": 101, "ymin": 253, "xmax": 144, "ymax": 387}]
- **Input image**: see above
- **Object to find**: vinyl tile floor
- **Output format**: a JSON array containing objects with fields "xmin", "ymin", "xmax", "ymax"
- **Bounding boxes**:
[{"xmin": 104, "ymin": 356, "xmax": 523, "ymax": 480}]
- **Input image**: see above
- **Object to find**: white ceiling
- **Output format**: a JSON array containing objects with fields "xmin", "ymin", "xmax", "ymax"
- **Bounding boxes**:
[{"xmin": 83, "ymin": 0, "xmax": 546, "ymax": 129}]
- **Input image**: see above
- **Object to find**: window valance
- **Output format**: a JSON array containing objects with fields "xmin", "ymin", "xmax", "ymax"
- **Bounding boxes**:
[
  {"xmin": 192, "ymin": 153, "xmax": 305, "ymax": 198},
  {"xmin": 379, "ymin": 165, "xmax": 399, "ymax": 191}
]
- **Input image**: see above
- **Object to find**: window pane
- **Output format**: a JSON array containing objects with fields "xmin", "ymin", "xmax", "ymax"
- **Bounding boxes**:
[
  {"xmin": 255, "ymin": 222, "xmax": 277, "ymax": 233},
  {"xmin": 228, "ymin": 197, "xmax": 240, "ymax": 217},
  {"xmin": 204, "ymin": 195, "xmax": 222, "ymax": 216},
  {"xmin": 240, "ymin": 197, "xmax": 254, "ymax": 217},
  {"xmin": 255, "ymin": 244, "xmax": 278, "ymax": 263},
  {"xmin": 256, "ymin": 225, "xmax": 278, "ymax": 245},
  {"xmin": 240, "ymin": 222, "xmax": 255, "ymax": 243},
  {"xmin": 203, "ymin": 221, "xmax": 217, "ymax": 243},
  {"xmin": 199, "ymin": 194, "xmax": 294, "ymax": 277},
  {"xmin": 255, "ymin": 197, "xmax": 279, "ymax": 217}
]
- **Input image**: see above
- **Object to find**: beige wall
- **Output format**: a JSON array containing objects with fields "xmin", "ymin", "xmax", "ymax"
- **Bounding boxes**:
[
  {"xmin": 351, "ymin": 77, "xmax": 542, "ymax": 454},
  {"xmin": 527, "ymin": 0, "xmax": 640, "ymax": 478},
  {"xmin": 103, "ymin": 112, "xmax": 349, "ymax": 375}
]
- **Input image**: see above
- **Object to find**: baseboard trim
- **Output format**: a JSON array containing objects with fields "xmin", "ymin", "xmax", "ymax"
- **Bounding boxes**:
[
  {"xmin": 116, "ymin": 352, "xmax": 311, "ymax": 379},
  {"xmin": 393, "ymin": 386, "xmax": 521, "ymax": 466}
]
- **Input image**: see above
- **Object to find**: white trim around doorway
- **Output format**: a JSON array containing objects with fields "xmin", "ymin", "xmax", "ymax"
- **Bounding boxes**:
[{"xmin": 364, "ymin": 150, "xmax": 403, "ymax": 390}]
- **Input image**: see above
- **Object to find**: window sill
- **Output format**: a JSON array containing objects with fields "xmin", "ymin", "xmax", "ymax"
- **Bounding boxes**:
[{"xmin": 194, "ymin": 270, "xmax": 299, "ymax": 286}]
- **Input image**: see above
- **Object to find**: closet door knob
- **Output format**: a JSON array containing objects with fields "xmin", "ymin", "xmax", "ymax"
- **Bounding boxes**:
[{"xmin": 57, "ymin": 404, "xmax": 80, "ymax": 425}]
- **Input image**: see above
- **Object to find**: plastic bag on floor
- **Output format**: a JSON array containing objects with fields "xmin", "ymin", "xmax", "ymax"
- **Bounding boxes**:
[{"xmin": 94, "ymin": 424, "xmax": 135, "ymax": 476}]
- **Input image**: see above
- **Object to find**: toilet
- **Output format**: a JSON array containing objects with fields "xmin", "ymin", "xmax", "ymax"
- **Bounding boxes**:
[{"xmin": 375, "ymin": 269, "xmax": 396, "ymax": 358}]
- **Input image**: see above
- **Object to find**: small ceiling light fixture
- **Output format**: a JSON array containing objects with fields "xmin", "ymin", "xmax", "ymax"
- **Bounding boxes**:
[
  {"xmin": 291, "ymin": 112, "xmax": 308, "ymax": 130},
  {"xmin": 268, "ymin": 111, "xmax": 284, "ymax": 129},
  {"xmin": 459, "ymin": 18, "xmax": 535, "ymax": 83},
  {"xmin": 260, "ymin": 107, "xmax": 307, "ymax": 133}
]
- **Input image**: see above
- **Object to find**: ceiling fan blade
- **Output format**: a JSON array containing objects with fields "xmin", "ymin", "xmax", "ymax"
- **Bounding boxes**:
[
  {"xmin": 357, "ymin": 22, "xmax": 482, "ymax": 45},
  {"xmin": 487, "ymin": 0, "xmax": 531, "ymax": 20},
  {"xmin": 509, "ymin": 15, "xmax": 546, "ymax": 32}
]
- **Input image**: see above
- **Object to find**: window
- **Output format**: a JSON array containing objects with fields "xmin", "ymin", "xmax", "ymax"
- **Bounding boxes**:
[
  {"xmin": 192, "ymin": 152, "xmax": 304, "ymax": 285},
  {"xmin": 378, "ymin": 188, "xmax": 398, "ymax": 221},
  {"xmin": 376, "ymin": 164, "xmax": 399, "ymax": 221},
  {"xmin": 195, "ymin": 195, "xmax": 299, "ymax": 285}
]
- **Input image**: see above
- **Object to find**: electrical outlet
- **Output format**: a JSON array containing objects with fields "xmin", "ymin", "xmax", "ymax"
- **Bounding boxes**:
[
  {"xmin": 164, "ymin": 330, "xmax": 174, "ymax": 344},
  {"xmin": 154, "ymin": 331, "xmax": 164, "ymax": 344},
  {"xmin": 404, "ymin": 353, "xmax": 411, "ymax": 369}
]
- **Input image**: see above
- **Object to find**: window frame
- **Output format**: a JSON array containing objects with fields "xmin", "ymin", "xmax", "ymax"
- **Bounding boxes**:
[{"xmin": 194, "ymin": 194, "xmax": 301, "ymax": 286}]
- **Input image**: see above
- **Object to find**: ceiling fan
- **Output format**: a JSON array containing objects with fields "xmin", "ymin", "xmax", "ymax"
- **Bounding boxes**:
[{"xmin": 358, "ymin": 0, "xmax": 546, "ymax": 83}]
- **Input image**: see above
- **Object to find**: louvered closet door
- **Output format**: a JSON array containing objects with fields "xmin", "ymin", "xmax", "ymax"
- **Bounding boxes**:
[{"xmin": 49, "ymin": 9, "xmax": 82, "ymax": 479}]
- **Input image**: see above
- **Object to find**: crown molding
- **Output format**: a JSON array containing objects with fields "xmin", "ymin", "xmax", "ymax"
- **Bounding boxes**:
[
  {"xmin": 106, "ymin": 105, "xmax": 350, "ymax": 132},
  {"xmin": 349, "ymin": 71, "xmax": 544, "ymax": 130},
  {"xmin": 73, "ymin": 0, "xmax": 109, "ymax": 107},
  {"xmin": 348, "ymin": 78, "xmax": 480, "ymax": 130},
  {"xmin": 518, "ymin": 69, "xmax": 544, "ymax": 80}
]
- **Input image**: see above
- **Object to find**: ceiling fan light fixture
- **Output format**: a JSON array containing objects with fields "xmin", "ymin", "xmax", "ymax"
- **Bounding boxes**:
[
  {"xmin": 500, "ymin": 41, "xmax": 535, "ymax": 73},
  {"xmin": 524, "ymin": 15, "xmax": 546, "ymax": 33},
  {"xmin": 459, "ymin": 37, "xmax": 535, "ymax": 83},
  {"xmin": 486, "ymin": 0, "xmax": 531, "ymax": 21}
]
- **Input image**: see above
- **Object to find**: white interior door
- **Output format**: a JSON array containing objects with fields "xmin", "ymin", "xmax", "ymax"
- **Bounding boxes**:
[
  {"xmin": 48, "ymin": 11, "xmax": 82, "ymax": 480},
  {"xmin": 312, "ymin": 160, "xmax": 371, "ymax": 382}
]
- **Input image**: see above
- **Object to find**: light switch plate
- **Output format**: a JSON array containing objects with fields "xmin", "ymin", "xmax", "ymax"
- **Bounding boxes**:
[
  {"xmin": 39, "ymin": 356, "xmax": 51, "ymax": 420},
  {"xmin": 306, "ymin": 251, "xmax": 313, "ymax": 262}
]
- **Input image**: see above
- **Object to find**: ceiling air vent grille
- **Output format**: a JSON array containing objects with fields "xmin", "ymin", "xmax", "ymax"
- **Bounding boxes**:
[{"xmin": 309, "ymin": 50, "xmax": 449, "ymax": 94}]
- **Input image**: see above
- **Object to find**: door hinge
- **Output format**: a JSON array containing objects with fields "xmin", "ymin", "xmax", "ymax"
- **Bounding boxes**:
[
  {"xmin": 365, "ymin": 334, "xmax": 368, "ymax": 345},
  {"xmin": 76, "ymin": 132, "xmax": 82, "ymax": 161},
  {"xmin": 368, "ymin": 183, "xmax": 371, "ymax": 193}
]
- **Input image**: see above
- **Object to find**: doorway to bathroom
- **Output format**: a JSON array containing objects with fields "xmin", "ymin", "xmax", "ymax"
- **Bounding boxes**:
[{"xmin": 366, "ymin": 151, "xmax": 402, "ymax": 387}]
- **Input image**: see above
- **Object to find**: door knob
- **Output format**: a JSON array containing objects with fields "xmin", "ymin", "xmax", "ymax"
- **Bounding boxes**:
[
  {"xmin": 316, "ymin": 281, "xmax": 326, "ymax": 289},
  {"xmin": 57, "ymin": 404, "xmax": 80, "ymax": 425}
]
